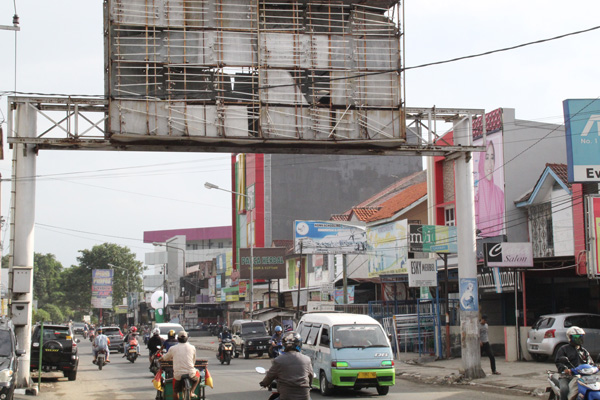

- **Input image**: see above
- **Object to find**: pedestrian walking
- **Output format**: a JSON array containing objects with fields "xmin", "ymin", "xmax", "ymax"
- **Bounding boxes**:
[{"xmin": 480, "ymin": 315, "xmax": 500, "ymax": 375}]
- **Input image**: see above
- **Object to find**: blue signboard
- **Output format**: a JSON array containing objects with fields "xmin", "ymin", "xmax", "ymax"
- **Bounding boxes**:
[{"xmin": 563, "ymin": 99, "xmax": 600, "ymax": 183}]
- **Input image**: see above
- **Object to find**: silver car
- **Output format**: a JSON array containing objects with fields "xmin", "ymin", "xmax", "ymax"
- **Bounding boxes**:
[{"xmin": 527, "ymin": 313, "xmax": 600, "ymax": 361}]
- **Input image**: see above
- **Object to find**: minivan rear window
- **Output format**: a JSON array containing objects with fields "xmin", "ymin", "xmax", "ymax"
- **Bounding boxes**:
[{"xmin": 533, "ymin": 317, "xmax": 555, "ymax": 330}]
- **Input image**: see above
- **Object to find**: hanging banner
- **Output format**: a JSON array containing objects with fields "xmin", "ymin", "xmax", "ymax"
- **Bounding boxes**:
[
  {"xmin": 483, "ymin": 242, "xmax": 533, "ymax": 267},
  {"xmin": 588, "ymin": 196, "xmax": 600, "ymax": 276},
  {"xmin": 294, "ymin": 221, "xmax": 367, "ymax": 254},
  {"xmin": 91, "ymin": 269, "xmax": 113, "ymax": 309},
  {"xmin": 407, "ymin": 259, "xmax": 437, "ymax": 287},
  {"xmin": 459, "ymin": 278, "xmax": 478, "ymax": 312},
  {"xmin": 366, "ymin": 220, "xmax": 409, "ymax": 276}
]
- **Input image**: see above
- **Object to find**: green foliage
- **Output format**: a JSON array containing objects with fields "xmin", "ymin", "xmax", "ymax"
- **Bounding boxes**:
[
  {"xmin": 33, "ymin": 309, "xmax": 51, "ymax": 324},
  {"xmin": 44, "ymin": 304, "xmax": 64, "ymax": 324},
  {"xmin": 1, "ymin": 255, "xmax": 8, "ymax": 268},
  {"xmin": 33, "ymin": 253, "xmax": 65, "ymax": 307}
]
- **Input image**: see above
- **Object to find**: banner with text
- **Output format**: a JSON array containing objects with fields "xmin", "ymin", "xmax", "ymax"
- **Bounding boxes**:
[
  {"xmin": 563, "ymin": 99, "xmax": 600, "ymax": 183},
  {"xmin": 408, "ymin": 224, "xmax": 458, "ymax": 253},
  {"xmin": 294, "ymin": 221, "xmax": 366, "ymax": 254},
  {"xmin": 91, "ymin": 269, "xmax": 113, "ymax": 309},
  {"xmin": 239, "ymin": 247, "xmax": 286, "ymax": 279},
  {"xmin": 407, "ymin": 259, "xmax": 438, "ymax": 287},
  {"xmin": 483, "ymin": 242, "xmax": 533, "ymax": 267}
]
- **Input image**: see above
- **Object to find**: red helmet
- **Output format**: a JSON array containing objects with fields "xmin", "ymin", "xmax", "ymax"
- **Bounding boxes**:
[{"xmin": 131, "ymin": 327, "xmax": 138, "ymax": 332}]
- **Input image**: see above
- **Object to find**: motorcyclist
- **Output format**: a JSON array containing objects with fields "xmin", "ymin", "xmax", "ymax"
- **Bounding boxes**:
[
  {"xmin": 260, "ymin": 331, "xmax": 313, "ymax": 400},
  {"xmin": 93, "ymin": 328, "xmax": 110, "ymax": 364},
  {"xmin": 270, "ymin": 325, "xmax": 283, "ymax": 358},
  {"xmin": 160, "ymin": 329, "xmax": 179, "ymax": 353},
  {"xmin": 555, "ymin": 326, "xmax": 594, "ymax": 400},
  {"xmin": 160, "ymin": 331, "xmax": 201, "ymax": 400},
  {"xmin": 218, "ymin": 326, "xmax": 232, "ymax": 359},
  {"xmin": 123, "ymin": 326, "xmax": 140, "ymax": 357}
]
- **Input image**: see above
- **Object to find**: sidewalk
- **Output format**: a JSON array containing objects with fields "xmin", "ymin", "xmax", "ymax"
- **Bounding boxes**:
[{"xmin": 189, "ymin": 335, "xmax": 550, "ymax": 397}]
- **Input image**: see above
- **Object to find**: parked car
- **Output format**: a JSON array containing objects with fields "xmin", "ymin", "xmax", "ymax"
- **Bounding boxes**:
[
  {"xmin": 0, "ymin": 318, "xmax": 25, "ymax": 400},
  {"xmin": 527, "ymin": 313, "xmax": 600, "ymax": 361},
  {"xmin": 98, "ymin": 326, "xmax": 124, "ymax": 352},
  {"xmin": 231, "ymin": 320, "xmax": 271, "ymax": 359},
  {"xmin": 30, "ymin": 323, "xmax": 79, "ymax": 381},
  {"xmin": 72, "ymin": 322, "xmax": 86, "ymax": 336},
  {"xmin": 154, "ymin": 323, "xmax": 184, "ymax": 341}
]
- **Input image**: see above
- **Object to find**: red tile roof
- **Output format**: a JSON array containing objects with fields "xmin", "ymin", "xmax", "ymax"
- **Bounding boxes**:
[
  {"xmin": 365, "ymin": 181, "xmax": 428, "ymax": 222},
  {"xmin": 546, "ymin": 163, "xmax": 570, "ymax": 188},
  {"xmin": 351, "ymin": 207, "xmax": 381, "ymax": 221}
]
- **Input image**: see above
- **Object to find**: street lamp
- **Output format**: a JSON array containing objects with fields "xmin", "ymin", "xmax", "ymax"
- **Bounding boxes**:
[
  {"xmin": 108, "ymin": 263, "xmax": 131, "ymax": 325},
  {"xmin": 152, "ymin": 241, "xmax": 186, "ymax": 324},
  {"xmin": 204, "ymin": 181, "xmax": 255, "ymax": 319}
]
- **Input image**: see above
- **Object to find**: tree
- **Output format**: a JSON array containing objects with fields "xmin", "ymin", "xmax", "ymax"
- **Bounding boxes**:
[
  {"xmin": 33, "ymin": 253, "xmax": 65, "ymax": 307},
  {"xmin": 33, "ymin": 309, "xmax": 51, "ymax": 324},
  {"xmin": 44, "ymin": 304, "xmax": 64, "ymax": 324}
]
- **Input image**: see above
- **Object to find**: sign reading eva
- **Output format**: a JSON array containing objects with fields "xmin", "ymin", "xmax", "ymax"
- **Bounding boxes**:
[{"xmin": 483, "ymin": 242, "xmax": 533, "ymax": 268}]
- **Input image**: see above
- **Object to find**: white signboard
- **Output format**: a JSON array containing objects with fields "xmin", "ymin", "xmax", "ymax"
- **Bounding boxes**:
[
  {"xmin": 484, "ymin": 242, "xmax": 534, "ymax": 267},
  {"xmin": 408, "ymin": 259, "xmax": 437, "ymax": 287},
  {"xmin": 294, "ymin": 221, "xmax": 366, "ymax": 254},
  {"xmin": 307, "ymin": 301, "xmax": 335, "ymax": 312}
]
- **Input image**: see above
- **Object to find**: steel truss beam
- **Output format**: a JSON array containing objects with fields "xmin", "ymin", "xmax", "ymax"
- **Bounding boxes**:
[{"xmin": 7, "ymin": 96, "xmax": 485, "ymax": 156}]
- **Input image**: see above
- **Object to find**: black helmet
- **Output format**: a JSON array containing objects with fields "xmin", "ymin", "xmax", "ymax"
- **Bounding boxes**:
[{"xmin": 283, "ymin": 331, "xmax": 302, "ymax": 352}]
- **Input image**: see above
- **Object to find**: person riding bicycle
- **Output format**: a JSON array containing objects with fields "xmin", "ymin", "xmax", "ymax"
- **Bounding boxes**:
[
  {"xmin": 260, "ymin": 331, "xmax": 313, "ymax": 400},
  {"xmin": 123, "ymin": 326, "xmax": 141, "ymax": 357},
  {"xmin": 555, "ymin": 326, "xmax": 594, "ymax": 400},
  {"xmin": 147, "ymin": 327, "xmax": 165, "ymax": 364},
  {"xmin": 160, "ymin": 331, "xmax": 201, "ymax": 400},
  {"xmin": 93, "ymin": 328, "xmax": 110, "ymax": 364},
  {"xmin": 218, "ymin": 326, "xmax": 232, "ymax": 359}
]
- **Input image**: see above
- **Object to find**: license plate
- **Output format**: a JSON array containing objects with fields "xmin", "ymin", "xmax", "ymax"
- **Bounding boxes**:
[
  {"xmin": 258, "ymin": 346, "xmax": 265, "ymax": 350},
  {"xmin": 129, "ymin": 349, "xmax": 137, "ymax": 353},
  {"xmin": 358, "ymin": 372, "xmax": 376, "ymax": 379},
  {"xmin": 531, "ymin": 345, "xmax": 538, "ymax": 350}
]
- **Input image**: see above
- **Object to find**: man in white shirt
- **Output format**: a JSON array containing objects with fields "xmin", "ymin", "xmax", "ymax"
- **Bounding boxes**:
[
  {"xmin": 93, "ymin": 328, "xmax": 110, "ymax": 363},
  {"xmin": 161, "ymin": 331, "xmax": 200, "ymax": 400}
]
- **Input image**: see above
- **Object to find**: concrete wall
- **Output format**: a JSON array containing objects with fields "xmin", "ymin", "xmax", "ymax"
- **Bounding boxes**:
[
  {"xmin": 268, "ymin": 154, "xmax": 422, "ymax": 241},
  {"xmin": 502, "ymin": 109, "xmax": 566, "ymax": 242}
]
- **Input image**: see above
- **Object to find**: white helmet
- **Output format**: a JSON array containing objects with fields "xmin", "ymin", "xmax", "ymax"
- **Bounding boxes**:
[
  {"xmin": 152, "ymin": 328, "xmax": 160, "ymax": 336},
  {"xmin": 567, "ymin": 326, "xmax": 585, "ymax": 346}
]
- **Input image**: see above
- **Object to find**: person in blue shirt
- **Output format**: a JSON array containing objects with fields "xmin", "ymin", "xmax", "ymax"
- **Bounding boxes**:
[
  {"xmin": 93, "ymin": 328, "xmax": 110, "ymax": 363},
  {"xmin": 218, "ymin": 326, "xmax": 232, "ymax": 359},
  {"xmin": 159, "ymin": 329, "xmax": 179, "ymax": 353}
]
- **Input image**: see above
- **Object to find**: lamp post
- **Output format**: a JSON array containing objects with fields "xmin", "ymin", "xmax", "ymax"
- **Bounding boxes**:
[
  {"xmin": 204, "ymin": 181, "xmax": 255, "ymax": 319},
  {"xmin": 108, "ymin": 263, "xmax": 130, "ymax": 325},
  {"xmin": 153, "ymin": 242, "xmax": 186, "ymax": 324}
]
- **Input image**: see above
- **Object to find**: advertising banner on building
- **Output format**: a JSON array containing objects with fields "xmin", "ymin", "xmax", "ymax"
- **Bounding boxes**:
[
  {"xmin": 334, "ymin": 287, "xmax": 355, "ymax": 304},
  {"xmin": 239, "ymin": 247, "xmax": 286, "ymax": 279},
  {"xmin": 294, "ymin": 221, "xmax": 366, "ymax": 254},
  {"xmin": 91, "ymin": 269, "xmax": 113, "ymax": 309},
  {"xmin": 216, "ymin": 253, "xmax": 227, "ymax": 274},
  {"xmin": 564, "ymin": 99, "xmax": 600, "ymax": 183},
  {"xmin": 588, "ymin": 196, "xmax": 600, "ymax": 276},
  {"xmin": 483, "ymin": 242, "xmax": 533, "ymax": 267},
  {"xmin": 408, "ymin": 224, "xmax": 458, "ymax": 253},
  {"xmin": 366, "ymin": 220, "xmax": 409, "ymax": 277},
  {"xmin": 459, "ymin": 278, "xmax": 478, "ymax": 312},
  {"xmin": 407, "ymin": 259, "xmax": 437, "ymax": 287}
]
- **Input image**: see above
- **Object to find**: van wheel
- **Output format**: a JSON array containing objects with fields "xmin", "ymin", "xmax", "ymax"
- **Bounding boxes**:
[
  {"xmin": 320, "ymin": 372, "xmax": 334, "ymax": 396},
  {"xmin": 376, "ymin": 386, "xmax": 389, "ymax": 396}
]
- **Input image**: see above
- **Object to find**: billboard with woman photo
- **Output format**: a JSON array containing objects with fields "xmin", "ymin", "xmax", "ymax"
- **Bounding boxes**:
[{"xmin": 473, "ymin": 131, "xmax": 506, "ymax": 238}]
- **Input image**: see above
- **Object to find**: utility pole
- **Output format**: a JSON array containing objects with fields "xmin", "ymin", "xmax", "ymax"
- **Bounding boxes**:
[{"xmin": 454, "ymin": 117, "xmax": 485, "ymax": 379}]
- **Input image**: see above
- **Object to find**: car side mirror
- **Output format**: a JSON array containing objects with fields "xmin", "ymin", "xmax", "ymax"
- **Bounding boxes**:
[{"xmin": 16, "ymin": 350, "xmax": 25, "ymax": 357}]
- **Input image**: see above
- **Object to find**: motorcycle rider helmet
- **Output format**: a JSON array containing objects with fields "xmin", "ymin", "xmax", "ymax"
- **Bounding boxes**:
[
  {"xmin": 168, "ymin": 329, "xmax": 176, "ymax": 339},
  {"xmin": 567, "ymin": 326, "xmax": 586, "ymax": 346},
  {"xmin": 283, "ymin": 331, "xmax": 302, "ymax": 352},
  {"xmin": 152, "ymin": 328, "xmax": 160, "ymax": 336},
  {"xmin": 275, "ymin": 325, "xmax": 282, "ymax": 333},
  {"xmin": 177, "ymin": 330, "xmax": 189, "ymax": 343},
  {"xmin": 223, "ymin": 326, "xmax": 229, "ymax": 333},
  {"xmin": 131, "ymin": 326, "xmax": 138, "ymax": 333}
]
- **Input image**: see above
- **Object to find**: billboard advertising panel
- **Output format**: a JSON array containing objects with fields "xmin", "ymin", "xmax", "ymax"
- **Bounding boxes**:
[
  {"xmin": 239, "ymin": 247, "xmax": 286, "ymax": 280},
  {"xmin": 588, "ymin": 196, "xmax": 600, "ymax": 276},
  {"xmin": 366, "ymin": 220, "xmax": 408, "ymax": 277},
  {"xmin": 564, "ymin": 99, "xmax": 600, "ymax": 182},
  {"xmin": 408, "ymin": 224, "xmax": 457, "ymax": 253},
  {"xmin": 91, "ymin": 269, "xmax": 113, "ymax": 309},
  {"xmin": 407, "ymin": 259, "xmax": 437, "ymax": 287},
  {"xmin": 483, "ymin": 242, "xmax": 533, "ymax": 267},
  {"xmin": 294, "ymin": 221, "xmax": 366, "ymax": 254},
  {"xmin": 473, "ymin": 131, "xmax": 506, "ymax": 238}
]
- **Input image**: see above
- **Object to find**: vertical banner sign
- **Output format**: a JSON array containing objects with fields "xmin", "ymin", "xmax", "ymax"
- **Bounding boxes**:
[
  {"xmin": 459, "ymin": 278, "xmax": 478, "ymax": 312},
  {"xmin": 563, "ymin": 99, "xmax": 600, "ymax": 183},
  {"xmin": 589, "ymin": 197, "xmax": 600, "ymax": 276},
  {"xmin": 91, "ymin": 269, "xmax": 113, "ymax": 309}
]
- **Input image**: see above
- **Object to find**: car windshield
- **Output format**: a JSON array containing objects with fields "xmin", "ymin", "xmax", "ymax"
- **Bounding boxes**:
[
  {"xmin": 0, "ymin": 331, "xmax": 13, "ymax": 357},
  {"xmin": 332, "ymin": 324, "xmax": 388, "ymax": 349},
  {"xmin": 159, "ymin": 325, "xmax": 183, "ymax": 335},
  {"xmin": 241, "ymin": 323, "xmax": 267, "ymax": 335}
]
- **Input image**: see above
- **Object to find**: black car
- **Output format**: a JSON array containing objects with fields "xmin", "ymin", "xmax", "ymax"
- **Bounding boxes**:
[
  {"xmin": 0, "ymin": 318, "xmax": 25, "ymax": 400},
  {"xmin": 30, "ymin": 324, "xmax": 79, "ymax": 381},
  {"xmin": 231, "ymin": 320, "xmax": 272, "ymax": 359}
]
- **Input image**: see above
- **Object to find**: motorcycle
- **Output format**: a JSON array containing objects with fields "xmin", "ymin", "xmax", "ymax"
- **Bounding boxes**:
[
  {"xmin": 256, "ymin": 366, "xmax": 279, "ymax": 400},
  {"xmin": 94, "ymin": 349, "xmax": 108, "ymax": 371},
  {"xmin": 268, "ymin": 342, "xmax": 283, "ymax": 359},
  {"xmin": 89, "ymin": 330, "xmax": 95, "ymax": 343},
  {"xmin": 150, "ymin": 345, "xmax": 166, "ymax": 375},
  {"xmin": 218, "ymin": 339, "xmax": 234, "ymax": 365},
  {"xmin": 126, "ymin": 337, "xmax": 139, "ymax": 363},
  {"xmin": 143, "ymin": 332, "xmax": 150, "ymax": 345},
  {"xmin": 547, "ymin": 357, "xmax": 600, "ymax": 399},
  {"xmin": 83, "ymin": 330, "xmax": 88, "ymax": 339}
]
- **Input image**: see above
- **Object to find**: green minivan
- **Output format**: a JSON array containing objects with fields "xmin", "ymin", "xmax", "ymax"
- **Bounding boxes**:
[{"xmin": 298, "ymin": 312, "xmax": 395, "ymax": 396}]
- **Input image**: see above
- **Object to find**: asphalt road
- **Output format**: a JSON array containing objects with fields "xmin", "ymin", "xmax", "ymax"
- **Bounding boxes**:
[{"xmin": 14, "ymin": 336, "xmax": 528, "ymax": 400}]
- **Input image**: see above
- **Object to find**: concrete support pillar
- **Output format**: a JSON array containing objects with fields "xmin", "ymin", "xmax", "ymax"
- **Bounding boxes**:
[
  {"xmin": 11, "ymin": 102, "xmax": 37, "ymax": 388},
  {"xmin": 454, "ymin": 117, "xmax": 485, "ymax": 379}
]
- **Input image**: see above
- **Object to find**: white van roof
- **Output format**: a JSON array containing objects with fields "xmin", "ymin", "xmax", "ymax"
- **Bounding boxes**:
[{"xmin": 300, "ymin": 313, "xmax": 381, "ymax": 326}]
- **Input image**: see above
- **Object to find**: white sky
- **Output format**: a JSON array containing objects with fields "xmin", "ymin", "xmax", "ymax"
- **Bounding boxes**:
[{"xmin": 0, "ymin": 0, "xmax": 599, "ymax": 268}]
